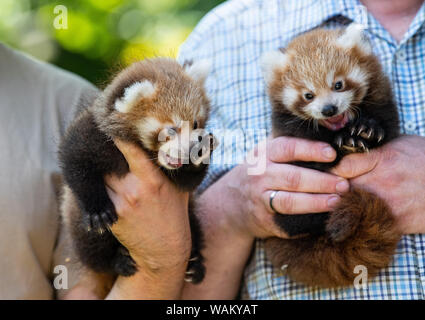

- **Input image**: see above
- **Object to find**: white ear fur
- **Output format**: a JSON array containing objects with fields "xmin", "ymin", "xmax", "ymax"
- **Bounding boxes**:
[
  {"xmin": 260, "ymin": 50, "xmax": 288, "ymax": 85},
  {"xmin": 185, "ymin": 60, "xmax": 211, "ymax": 84},
  {"xmin": 336, "ymin": 23, "xmax": 372, "ymax": 54},
  {"xmin": 114, "ymin": 80, "xmax": 156, "ymax": 113}
]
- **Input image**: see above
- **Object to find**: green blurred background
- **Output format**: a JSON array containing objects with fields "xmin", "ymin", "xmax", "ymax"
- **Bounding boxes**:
[{"xmin": 0, "ymin": 0, "xmax": 225, "ymax": 84}]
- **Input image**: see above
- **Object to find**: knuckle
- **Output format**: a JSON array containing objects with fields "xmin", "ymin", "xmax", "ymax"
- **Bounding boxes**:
[
  {"xmin": 283, "ymin": 168, "xmax": 301, "ymax": 190},
  {"xmin": 281, "ymin": 139, "xmax": 296, "ymax": 161},
  {"xmin": 277, "ymin": 193, "xmax": 294, "ymax": 213},
  {"xmin": 114, "ymin": 200, "xmax": 129, "ymax": 217},
  {"xmin": 123, "ymin": 188, "xmax": 141, "ymax": 208},
  {"xmin": 342, "ymin": 158, "xmax": 356, "ymax": 177},
  {"xmin": 319, "ymin": 174, "xmax": 336, "ymax": 192}
]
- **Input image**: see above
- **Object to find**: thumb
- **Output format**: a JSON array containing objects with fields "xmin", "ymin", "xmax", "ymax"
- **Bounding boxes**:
[
  {"xmin": 113, "ymin": 138, "xmax": 166, "ymax": 184},
  {"xmin": 331, "ymin": 150, "xmax": 380, "ymax": 178}
]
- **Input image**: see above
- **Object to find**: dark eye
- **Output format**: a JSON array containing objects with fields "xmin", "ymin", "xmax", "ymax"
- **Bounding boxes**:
[
  {"xmin": 304, "ymin": 93, "xmax": 314, "ymax": 101},
  {"xmin": 193, "ymin": 120, "xmax": 198, "ymax": 129},
  {"xmin": 167, "ymin": 127, "xmax": 177, "ymax": 136},
  {"xmin": 334, "ymin": 81, "xmax": 343, "ymax": 91}
]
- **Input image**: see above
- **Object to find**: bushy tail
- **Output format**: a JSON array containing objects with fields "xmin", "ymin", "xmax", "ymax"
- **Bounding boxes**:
[{"xmin": 265, "ymin": 188, "xmax": 401, "ymax": 288}]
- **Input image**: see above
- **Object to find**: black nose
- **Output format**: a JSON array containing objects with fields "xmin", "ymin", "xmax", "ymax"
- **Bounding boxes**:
[{"xmin": 321, "ymin": 105, "xmax": 338, "ymax": 117}]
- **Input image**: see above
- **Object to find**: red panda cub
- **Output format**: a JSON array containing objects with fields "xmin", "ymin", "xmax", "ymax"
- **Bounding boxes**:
[
  {"xmin": 261, "ymin": 24, "xmax": 401, "ymax": 287},
  {"xmin": 59, "ymin": 58, "xmax": 215, "ymax": 285}
]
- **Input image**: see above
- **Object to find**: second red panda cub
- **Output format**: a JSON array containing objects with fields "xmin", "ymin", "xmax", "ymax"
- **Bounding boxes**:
[{"xmin": 261, "ymin": 24, "xmax": 401, "ymax": 287}]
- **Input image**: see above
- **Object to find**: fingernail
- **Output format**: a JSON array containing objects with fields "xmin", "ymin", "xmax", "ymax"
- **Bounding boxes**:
[
  {"xmin": 322, "ymin": 147, "xmax": 335, "ymax": 159},
  {"xmin": 327, "ymin": 196, "xmax": 340, "ymax": 209},
  {"xmin": 336, "ymin": 180, "xmax": 349, "ymax": 193}
]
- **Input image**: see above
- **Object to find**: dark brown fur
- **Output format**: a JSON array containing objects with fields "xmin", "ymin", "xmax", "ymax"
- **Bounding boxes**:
[
  {"xmin": 263, "ymin": 26, "xmax": 401, "ymax": 287},
  {"xmin": 59, "ymin": 58, "xmax": 213, "ymax": 284},
  {"xmin": 265, "ymin": 189, "xmax": 400, "ymax": 287}
]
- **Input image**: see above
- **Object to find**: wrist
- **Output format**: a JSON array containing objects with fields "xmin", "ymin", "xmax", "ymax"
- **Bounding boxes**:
[
  {"xmin": 107, "ymin": 261, "xmax": 188, "ymax": 299},
  {"xmin": 199, "ymin": 165, "xmax": 254, "ymax": 242}
]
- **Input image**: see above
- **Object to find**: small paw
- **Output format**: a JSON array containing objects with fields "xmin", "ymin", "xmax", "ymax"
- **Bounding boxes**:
[
  {"xmin": 82, "ymin": 205, "xmax": 118, "ymax": 234},
  {"xmin": 114, "ymin": 247, "xmax": 137, "ymax": 277},
  {"xmin": 348, "ymin": 118, "xmax": 385, "ymax": 146},
  {"xmin": 334, "ymin": 133, "xmax": 369, "ymax": 154},
  {"xmin": 184, "ymin": 255, "xmax": 205, "ymax": 284}
]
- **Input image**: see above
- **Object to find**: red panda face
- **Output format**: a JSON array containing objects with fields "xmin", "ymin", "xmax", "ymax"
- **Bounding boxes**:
[
  {"xmin": 95, "ymin": 58, "xmax": 216, "ymax": 171},
  {"xmin": 262, "ymin": 24, "xmax": 373, "ymax": 131}
]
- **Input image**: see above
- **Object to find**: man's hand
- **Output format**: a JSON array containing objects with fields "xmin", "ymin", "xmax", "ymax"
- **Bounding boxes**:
[
  {"xmin": 182, "ymin": 136, "xmax": 349, "ymax": 299},
  {"xmin": 96, "ymin": 139, "xmax": 191, "ymax": 299},
  {"xmin": 222, "ymin": 137, "xmax": 350, "ymax": 239},
  {"xmin": 332, "ymin": 135, "xmax": 425, "ymax": 234},
  {"xmin": 106, "ymin": 139, "xmax": 191, "ymax": 273},
  {"xmin": 63, "ymin": 139, "xmax": 192, "ymax": 300}
]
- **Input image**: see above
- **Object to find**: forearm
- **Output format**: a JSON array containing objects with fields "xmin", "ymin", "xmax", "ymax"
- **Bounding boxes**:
[
  {"xmin": 182, "ymin": 168, "xmax": 254, "ymax": 299},
  {"xmin": 106, "ymin": 263, "xmax": 188, "ymax": 299}
]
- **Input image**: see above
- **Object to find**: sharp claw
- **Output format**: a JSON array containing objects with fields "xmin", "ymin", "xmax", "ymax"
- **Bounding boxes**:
[
  {"xmin": 189, "ymin": 256, "xmax": 199, "ymax": 262},
  {"xmin": 366, "ymin": 128, "xmax": 373, "ymax": 139},
  {"xmin": 358, "ymin": 141, "xmax": 366, "ymax": 151},
  {"xmin": 335, "ymin": 136, "xmax": 343, "ymax": 148},
  {"xmin": 281, "ymin": 264, "xmax": 288, "ymax": 271},
  {"xmin": 184, "ymin": 277, "xmax": 193, "ymax": 283},
  {"xmin": 365, "ymin": 147, "xmax": 370, "ymax": 153},
  {"xmin": 350, "ymin": 126, "xmax": 356, "ymax": 136},
  {"xmin": 348, "ymin": 138, "xmax": 355, "ymax": 148},
  {"xmin": 186, "ymin": 270, "xmax": 195, "ymax": 275},
  {"xmin": 377, "ymin": 132, "xmax": 384, "ymax": 143},
  {"xmin": 357, "ymin": 125, "xmax": 366, "ymax": 136}
]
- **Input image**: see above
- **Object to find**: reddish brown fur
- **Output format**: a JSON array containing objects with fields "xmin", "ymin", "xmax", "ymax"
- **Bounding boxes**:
[
  {"xmin": 268, "ymin": 29, "xmax": 390, "ymax": 122},
  {"xmin": 265, "ymin": 189, "xmax": 400, "ymax": 288},
  {"xmin": 263, "ymin": 27, "xmax": 401, "ymax": 288},
  {"xmin": 93, "ymin": 58, "xmax": 210, "ymax": 152}
]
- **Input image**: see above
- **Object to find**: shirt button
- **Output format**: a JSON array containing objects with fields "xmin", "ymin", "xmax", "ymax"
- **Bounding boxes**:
[
  {"xmin": 404, "ymin": 121, "xmax": 416, "ymax": 132},
  {"xmin": 396, "ymin": 50, "xmax": 407, "ymax": 61}
]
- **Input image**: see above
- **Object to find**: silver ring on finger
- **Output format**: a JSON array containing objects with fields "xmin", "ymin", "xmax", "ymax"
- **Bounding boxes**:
[{"xmin": 269, "ymin": 190, "xmax": 279, "ymax": 213}]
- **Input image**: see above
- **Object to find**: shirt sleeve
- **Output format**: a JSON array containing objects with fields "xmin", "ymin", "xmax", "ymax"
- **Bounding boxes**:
[{"xmin": 177, "ymin": 0, "xmax": 268, "ymax": 193}]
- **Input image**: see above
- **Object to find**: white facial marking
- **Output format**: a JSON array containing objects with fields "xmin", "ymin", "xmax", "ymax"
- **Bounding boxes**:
[
  {"xmin": 348, "ymin": 66, "xmax": 369, "ymax": 84},
  {"xmin": 304, "ymin": 91, "xmax": 353, "ymax": 119},
  {"xmin": 185, "ymin": 59, "xmax": 211, "ymax": 84},
  {"xmin": 326, "ymin": 70, "xmax": 335, "ymax": 87},
  {"xmin": 114, "ymin": 80, "xmax": 156, "ymax": 113},
  {"xmin": 197, "ymin": 106, "xmax": 206, "ymax": 119},
  {"xmin": 336, "ymin": 23, "xmax": 372, "ymax": 55},
  {"xmin": 137, "ymin": 117, "xmax": 163, "ymax": 149},
  {"xmin": 282, "ymin": 86, "xmax": 299, "ymax": 111},
  {"xmin": 158, "ymin": 123, "xmax": 191, "ymax": 170},
  {"xmin": 260, "ymin": 50, "xmax": 288, "ymax": 85}
]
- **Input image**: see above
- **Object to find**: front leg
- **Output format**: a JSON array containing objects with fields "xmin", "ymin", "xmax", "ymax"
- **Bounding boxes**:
[
  {"xmin": 334, "ymin": 117, "xmax": 386, "ymax": 154},
  {"xmin": 184, "ymin": 201, "xmax": 206, "ymax": 284},
  {"xmin": 73, "ymin": 173, "xmax": 118, "ymax": 234}
]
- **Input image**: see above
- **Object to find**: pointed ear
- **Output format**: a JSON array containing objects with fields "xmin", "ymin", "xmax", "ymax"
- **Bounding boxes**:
[
  {"xmin": 260, "ymin": 50, "xmax": 288, "ymax": 85},
  {"xmin": 114, "ymin": 80, "xmax": 156, "ymax": 113},
  {"xmin": 184, "ymin": 59, "xmax": 211, "ymax": 85},
  {"xmin": 336, "ymin": 23, "xmax": 372, "ymax": 54}
]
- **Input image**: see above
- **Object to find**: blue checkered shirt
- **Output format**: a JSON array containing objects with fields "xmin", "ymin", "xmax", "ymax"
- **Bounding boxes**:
[{"xmin": 178, "ymin": 0, "xmax": 425, "ymax": 299}]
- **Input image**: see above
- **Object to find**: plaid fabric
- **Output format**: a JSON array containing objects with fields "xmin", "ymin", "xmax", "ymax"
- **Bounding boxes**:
[{"xmin": 178, "ymin": 0, "xmax": 425, "ymax": 299}]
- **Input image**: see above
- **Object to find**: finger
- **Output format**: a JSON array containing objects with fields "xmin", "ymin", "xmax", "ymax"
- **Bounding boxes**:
[
  {"xmin": 266, "ymin": 163, "xmax": 349, "ymax": 194},
  {"xmin": 263, "ymin": 190, "xmax": 340, "ymax": 214},
  {"xmin": 114, "ymin": 138, "xmax": 165, "ymax": 183},
  {"xmin": 267, "ymin": 136, "xmax": 336, "ymax": 163},
  {"xmin": 331, "ymin": 151, "xmax": 380, "ymax": 178},
  {"xmin": 104, "ymin": 173, "xmax": 122, "ymax": 194}
]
